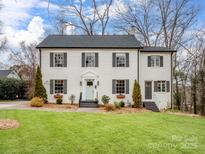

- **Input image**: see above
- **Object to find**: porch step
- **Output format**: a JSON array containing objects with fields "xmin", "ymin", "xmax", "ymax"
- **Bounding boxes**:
[
  {"xmin": 79, "ymin": 100, "xmax": 99, "ymax": 108},
  {"xmin": 143, "ymin": 102, "xmax": 160, "ymax": 112}
]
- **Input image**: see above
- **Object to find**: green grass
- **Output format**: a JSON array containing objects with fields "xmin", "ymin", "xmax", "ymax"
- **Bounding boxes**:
[{"xmin": 0, "ymin": 110, "xmax": 205, "ymax": 154}]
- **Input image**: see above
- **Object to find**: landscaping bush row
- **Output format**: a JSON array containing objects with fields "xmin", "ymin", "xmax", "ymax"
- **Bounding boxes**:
[{"xmin": 0, "ymin": 78, "xmax": 27, "ymax": 100}]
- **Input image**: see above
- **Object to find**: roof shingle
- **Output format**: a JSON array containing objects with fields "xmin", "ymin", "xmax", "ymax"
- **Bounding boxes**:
[{"xmin": 36, "ymin": 35, "xmax": 142, "ymax": 49}]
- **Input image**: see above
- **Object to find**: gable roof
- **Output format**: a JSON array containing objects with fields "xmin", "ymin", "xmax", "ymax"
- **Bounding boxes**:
[
  {"xmin": 36, "ymin": 35, "xmax": 142, "ymax": 49},
  {"xmin": 0, "ymin": 70, "xmax": 12, "ymax": 78},
  {"xmin": 140, "ymin": 46, "xmax": 176, "ymax": 52}
]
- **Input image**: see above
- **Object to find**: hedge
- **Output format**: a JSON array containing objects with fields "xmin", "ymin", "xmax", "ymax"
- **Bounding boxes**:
[{"xmin": 0, "ymin": 78, "xmax": 26, "ymax": 100}]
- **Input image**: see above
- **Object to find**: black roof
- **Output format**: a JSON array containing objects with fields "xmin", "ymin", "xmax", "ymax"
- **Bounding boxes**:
[
  {"xmin": 140, "ymin": 46, "xmax": 176, "ymax": 52},
  {"xmin": 0, "ymin": 70, "xmax": 12, "ymax": 78},
  {"xmin": 36, "ymin": 35, "xmax": 142, "ymax": 49}
]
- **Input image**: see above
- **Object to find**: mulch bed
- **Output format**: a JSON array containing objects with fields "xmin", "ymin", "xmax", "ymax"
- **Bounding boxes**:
[
  {"xmin": 100, "ymin": 107, "xmax": 150, "ymax": 113},
  {"xmin": 0, "ymin": 119, "xmax": 20, "ymax": 130},
  {"xmin": 43, "ymin": 103, "xmax": 78, "ymax": 110}
]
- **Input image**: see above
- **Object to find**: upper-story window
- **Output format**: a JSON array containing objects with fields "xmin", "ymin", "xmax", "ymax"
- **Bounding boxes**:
[
  {"xmin": 148, "ymin": 55, "xmax": 163, "ymax": 67},
  {"xmin": 85, "ymin": 53, "xmax": 95, "ymax": 67},
  {"xmin": 82, "ymin": 53, "xmax": 98, "ymax": 67},
  {"xmin": 116, "ymin": 53, "xmax": 126, "ymax": 67},
  {"xmin": 50, "ymin": 53, "xmax": 67, "ymax": 67},
  {"xmin": 113, "ymin": 53, "xmax": 129, "ymax": 67},
  {"xmin": 54, "ymin": 53, "xmax": 64, "ymax": 67}
]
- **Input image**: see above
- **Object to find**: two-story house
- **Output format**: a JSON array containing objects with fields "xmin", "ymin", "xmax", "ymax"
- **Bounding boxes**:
[{"xmin": 36, "ymin": 35, "xmax": 176, "ymax": 109}]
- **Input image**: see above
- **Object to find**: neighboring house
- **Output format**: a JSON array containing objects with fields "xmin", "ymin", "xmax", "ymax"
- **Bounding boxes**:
[
  {"xmin": 0, "ymin": 70, "xmax": 20, "ymax": 79},
  {"xmin": 36, "ymin": 35, "xmax": 176, "ymax": 109}
]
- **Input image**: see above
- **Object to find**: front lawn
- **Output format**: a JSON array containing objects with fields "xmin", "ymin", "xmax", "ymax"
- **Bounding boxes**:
[{"xmin": 0, "ymin": 110, "xmax": 205, "ymax": 154}]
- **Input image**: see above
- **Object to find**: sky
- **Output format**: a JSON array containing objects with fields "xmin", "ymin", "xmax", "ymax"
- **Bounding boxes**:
[{"xmin": 0, "ymin": 0, "xmax": 205, "ymax": 66}]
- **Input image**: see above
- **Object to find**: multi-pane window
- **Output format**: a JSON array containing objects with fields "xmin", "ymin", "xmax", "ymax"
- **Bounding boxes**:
[
  {"xmin": 85, "ymin": 53, "xmax": 95, "ymax": 67},
  {"xmin": 116, "ymin": 53, "xmax": 126, "ymax": 67},
  {"xmin": 157, "ymin": 81, "xmax": 166, "ymax": 92},
  {"xmin": 151, "ymin": 56, "xmax": 161, "ymax": 67},
  {"xmin": 54, "ymin": 80, "xmax": 64, "ymax": 93},
  {"xmin": 54, "ymin": 53, "xmax": 64, "ymax": 67},
  {"xmin": 116, "ymin": 80, "xmax": 125, "ymax": 93}
]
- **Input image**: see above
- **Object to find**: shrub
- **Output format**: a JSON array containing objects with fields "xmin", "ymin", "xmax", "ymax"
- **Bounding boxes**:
[
  {"xmin": 101, "ymin": 95, "xmax": 110, "ymax": 105},
  {"xmin": 34, "ymin": 66, "xmax": 47, "ymax": 101},
  {"xmin": 105, "ymin": 104, "xmax": 115, "ymax": 111},
  {"xmin": 114, "ymin": 101, "xmax": 121, "ymax": 109},
  {"xmin": 69, "ymin": 94, "xmax": 75, "ymax": 105},
  {"xmin": 119, "ymin": 101, "xmax": 125, "ymax": 107},
  {"xmin": 0, "ymin": 78, "xmax": 26, "ymax": 100},
  {"xmin": 132, "ymin": 80, "xmax": 142, "ymax": 108},
  {"xmin": 30, "ymin": 97, "xmax": 44, "ymax": 107},
  {"xmin": 56, "ymin": 98, "xmax": 63, "ymax": 104}
]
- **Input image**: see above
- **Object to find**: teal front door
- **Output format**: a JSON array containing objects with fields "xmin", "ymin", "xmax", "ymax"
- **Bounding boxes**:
[{"xmin": 86, "ymin": 81, "xmax": 94, "ymax": 100}]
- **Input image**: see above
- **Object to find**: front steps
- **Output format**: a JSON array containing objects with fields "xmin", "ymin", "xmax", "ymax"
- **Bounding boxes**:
[
  {"xmin": 143, "ymin": 101, "xmax": 160, "ymax": 112},
  {"xmin": 79, "ymin": 100, "xmax": 99, "ymax": 108}
]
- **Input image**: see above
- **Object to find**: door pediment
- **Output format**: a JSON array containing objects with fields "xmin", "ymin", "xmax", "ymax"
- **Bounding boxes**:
[{"xmin": 81, "ymin": 71, "xmax": 99, "ymax": 79}]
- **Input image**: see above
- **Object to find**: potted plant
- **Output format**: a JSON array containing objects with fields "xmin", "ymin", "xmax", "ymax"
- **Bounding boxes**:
[{"xmin": 54, "ymin": 94, "xmax": 63, "ymax": 104}]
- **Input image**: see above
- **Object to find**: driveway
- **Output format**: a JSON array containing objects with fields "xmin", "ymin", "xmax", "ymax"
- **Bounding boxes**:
[
  {"xmin": 0, "ymin": 101, "xmax": 102, "ymax": 113},
  {"xmin": 0, "ymin": 101, "xmax": 29, "ymax": 109}
]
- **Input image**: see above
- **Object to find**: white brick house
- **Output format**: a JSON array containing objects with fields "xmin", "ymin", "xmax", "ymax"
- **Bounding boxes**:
[{"xmin": 36, "ymin": 35, "xmax": 176, "ymax": 110}]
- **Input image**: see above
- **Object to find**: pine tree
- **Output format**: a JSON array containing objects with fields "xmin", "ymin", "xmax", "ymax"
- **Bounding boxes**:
[
  {"xmin": 132, "ymin": 80, "xmax": 142, "ymax": 108},
  {"xmin": 34, "ymin": 66, "xmax": 47, "ymax": 101}
]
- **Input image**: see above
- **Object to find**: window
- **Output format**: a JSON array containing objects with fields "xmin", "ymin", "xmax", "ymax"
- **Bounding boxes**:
[
  {"xmin": 157, "ymin": 81, "xmax": 166, "ymax": 92},
  {"xmin": 116, "ymin": 53, "xmax": 126, "ymax": 67},
  {"xmin": 85, "ymin": 53, "xmax": 95, "ymax": 67},
  {"xmin": 151, "ymin": 56, "xmax": 161, "ymax": 67},
  {"xmin": 116, "ymin": 80, "xmax": 125, "ymax": 93},
  {"xmin": 54, "ymin": 80, "xmax": 64, "ymax": 93},
  {"xmin": 54, "ymin": 53, "xmax": 64, "ymax": 67}
]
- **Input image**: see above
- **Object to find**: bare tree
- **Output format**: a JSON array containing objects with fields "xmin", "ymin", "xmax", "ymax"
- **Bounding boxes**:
[
  {"xmin": 49, "ymin": 0, "xmax": 113, "ymax": 35},
  {"xmin": 8, "ymin": 42, "xmax": 39, "ymax": 98}
]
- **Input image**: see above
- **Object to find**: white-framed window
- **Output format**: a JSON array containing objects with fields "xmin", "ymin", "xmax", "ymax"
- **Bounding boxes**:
[
  {"xmin": 116, "ymin": 80, "xmax": 125, "ymax": 93},
  {"xmin": 54, "ymin": 80, "xmax": 64, "ymax": 93},
  {"xmin": 85, "ymin": 53, "xmax": 95, "ymax": 67},
  {"xmin": 54, "ymin": 53, "xmax": 64, "ymax": 67},
  {"xmin": 151, "ymin": 56, "xmax": 161, "ymax": 67},
  {"xmin": 157, "ymin": 81, "xmax": 166, "ymax": 92},
  {"xmin": 116, "ymin": 53, "xmax": 126, "ymax": 67}
]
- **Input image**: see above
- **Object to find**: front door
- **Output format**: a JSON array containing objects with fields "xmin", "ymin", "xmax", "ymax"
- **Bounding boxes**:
[
  {"xmin": 86, "ymin": 80, "xmax": 94, "ymax": 100},
  {"xmin": 145, "ymin": 81, "xmax": 152, "ymax": 99}
]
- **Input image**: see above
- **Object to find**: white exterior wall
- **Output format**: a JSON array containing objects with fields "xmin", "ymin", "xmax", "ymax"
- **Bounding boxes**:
[
  {"xmin": 139, "ymin": 52, "xmax": 172, "ymax": 109},
  {"xmin": 41, "ymin": 48, "xmax": 172, "ymax": 109},
  {"xmin": 41, "ymin": 48, "xmax": 138, "ymax": 104}
]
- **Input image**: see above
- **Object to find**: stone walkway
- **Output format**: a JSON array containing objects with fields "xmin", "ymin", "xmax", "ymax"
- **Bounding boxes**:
[{"xmin": 0, "ymin": 101, "xmax": 102, "ymax": 113}]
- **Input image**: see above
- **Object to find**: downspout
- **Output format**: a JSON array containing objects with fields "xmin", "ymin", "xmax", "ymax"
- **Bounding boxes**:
[
  {"xmin": 137, "ymin": 49, "xmax": 140, "ymax": 82},
  {"xmin": 39, "ymin": 48, "xmax": 42, "ymax": 69},
  {"xmin": 171, "ymin": 52, "xmax": 173, "ymax": 109}
]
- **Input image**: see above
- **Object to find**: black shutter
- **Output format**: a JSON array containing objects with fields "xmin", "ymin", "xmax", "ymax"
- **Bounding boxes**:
[
  {"xmin": 63, "ymin": 80, "xmax": 67, "ymax": 94},
  {"xmin": 64, "ymin": 53, "xmax": 67, "ymax": 67},
  {"xmin": 166, "ymin": 81, "xmax": 170, "ymax": 92},
  {"xmin": 50, "ymin": 53, "xmax": 53, "ymax": 67},
  {"xmin": 95, "ymin": 53, "xmax": 98, "ymax": 67},
  {"xmin": 112, "ymin": 80, "xmax": 116, "ymax": 94},
  {"xmin": 154, "ymin": 81, "xmax": 158, "ymax": 92},
  {"xmin": 126, "ymin": 53, "xmax": 129, "ymax": 67},
  {"xmin": 160, "ymin": 56, "xmax": 163, "ymax": 67},
  {"xmin": 148, "ymin": 56, "xmax": 151, "ymax": 67},
  {"xmin": 112, "ymin": 53, "xmax": 116, "ymax": 67},
  {"xmin": 50, "ymin": 80, "xmax": 54, "ymax": 94},
  {"xmin": 126, "ymin": 80, "xmax": 129, "ymax": 94},
  {"xmin": 82, "ymin": 53, "xmax": 85, "ymax": 67}
]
